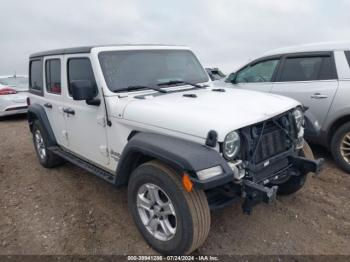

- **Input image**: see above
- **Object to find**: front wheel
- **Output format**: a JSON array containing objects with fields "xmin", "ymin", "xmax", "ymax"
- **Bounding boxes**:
[{"xmin": 128, "ymin": 160, "xmax": 211, "ymax": 255}]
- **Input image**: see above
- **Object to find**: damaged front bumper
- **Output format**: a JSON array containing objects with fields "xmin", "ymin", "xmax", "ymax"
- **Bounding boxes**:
[
  {"xmin": 289, "ymin": 155, "xmax": 324, "ymax": 175},
  {"xmin": 197, "ymin": 155, "xmax": 324, "ymax": 213},
  {"xmin": 241, "ymin": 180, "xmax": 278, "ymax": 215},
  {"xmin": 241, "ymin": 156, "xmax": 323, "ymax": 214}
]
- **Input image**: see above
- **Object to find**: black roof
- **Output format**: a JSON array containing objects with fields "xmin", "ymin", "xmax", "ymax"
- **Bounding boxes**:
[{"xmin": 29, "ymin": 44, "xmax": 184, "ymax": 58}]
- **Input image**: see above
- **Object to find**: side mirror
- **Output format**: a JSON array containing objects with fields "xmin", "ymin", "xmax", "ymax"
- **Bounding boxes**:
[
  {"xmin": 70, "ymin": 80, "xmax": 95, "ymax": 101},
  {"xmin": 225, "ymin": 72, "xmax": 236, "ymax": 84}
]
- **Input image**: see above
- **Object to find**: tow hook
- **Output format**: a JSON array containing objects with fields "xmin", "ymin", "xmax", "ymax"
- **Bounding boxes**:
[{"xmin": 241, "ymin": 180, "xmax": 278, "ymax": 215}]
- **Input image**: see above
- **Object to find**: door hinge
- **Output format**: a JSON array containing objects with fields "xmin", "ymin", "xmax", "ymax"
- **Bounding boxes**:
[
  {"xmin": 62, "ymin": 130, "xmax": 68, "ymax": 142},
  {"xmin": 97, "ymin": 116, "xmax": 106, "ymax": 127}
]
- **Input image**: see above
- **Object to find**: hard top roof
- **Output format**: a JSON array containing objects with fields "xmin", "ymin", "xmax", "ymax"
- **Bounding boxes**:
[{"xmin": 30, "ymin": 44, "xmax": 186, "ymax": 58}]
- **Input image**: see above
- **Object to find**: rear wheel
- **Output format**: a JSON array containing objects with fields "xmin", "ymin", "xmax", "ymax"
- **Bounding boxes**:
[
  {"xmin": 32, "ymin": 121, "xmax": 63, "ymax": 168},
  {"xmin": 274, "ymin": 142, "xmax": 314, "ymax": 195},
  {"xmin": 331, "ymin": 122, "xmax": 350, "ymax": 174},
  {"xmin": 128, "ymin": 160, "xmax": 210, "ymax": 255}
]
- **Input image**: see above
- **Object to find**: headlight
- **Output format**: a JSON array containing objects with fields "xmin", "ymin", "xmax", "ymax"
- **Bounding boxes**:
[
  {"xmin": 223, "ymin": 131, "xmax": 241, "ymax": 160},
  {"xmin": 293, "ymin": 108, "xmax": 304, "ymax": 131}
]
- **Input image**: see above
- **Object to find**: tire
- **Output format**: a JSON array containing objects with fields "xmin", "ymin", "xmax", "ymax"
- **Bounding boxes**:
[
  {"xmin": 128, "ymin": 160, "xmax": 211, "ymax": 255},
  {"xmin": 331, "ymin": 122, "xmax": 350, "ymax": 174},
  {"xmin": 275, "ymin": 142, "xmax": 314, "ymax": 196},
  {"xmin": 32, "ymin": 121, "xmax": 63, "ymax": 168}
]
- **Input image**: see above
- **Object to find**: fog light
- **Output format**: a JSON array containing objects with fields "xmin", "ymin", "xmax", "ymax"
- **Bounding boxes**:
[{"xmin": 197, "ymin": 166, "xmax": 223, "ymax": 180}]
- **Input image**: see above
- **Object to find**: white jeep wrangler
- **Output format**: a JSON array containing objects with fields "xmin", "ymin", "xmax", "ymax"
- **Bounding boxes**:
[{"xmin": 27, "ymin": 45, "xmax": 323, "ymax": 255}]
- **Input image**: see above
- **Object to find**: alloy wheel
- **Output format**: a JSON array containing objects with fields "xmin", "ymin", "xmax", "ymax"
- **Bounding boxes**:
[
  {"xmin": 137, "ymin": 183, "xmax": 177, "ymax": 241},
  {"xmin": 34, "ymin": 129, "xmax": 46, "ymax": 160},
  {"xmin": 340, "ymin": 133, "xmax": 350, "ymax": 164}
]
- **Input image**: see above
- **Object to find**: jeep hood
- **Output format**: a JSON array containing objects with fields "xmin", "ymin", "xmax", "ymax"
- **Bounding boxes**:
[{"xmin": 120, "ymin": 87, "xmax": 300, "ymax": 141}]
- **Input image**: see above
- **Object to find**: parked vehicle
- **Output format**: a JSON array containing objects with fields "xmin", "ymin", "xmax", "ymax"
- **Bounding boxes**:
[
  {"xmin": 220, "ymin": 41, "xmax": 350, "ymax": 173},
  {"xmin": 0, "ymin": 75, "xmax": 29, "ymax": 116},
  {"xmin": 205, "ymin": 67, "xmax": 226, "ymax": 81},
  {"xmin": 27, "ymin": 45, "xmax": 322, "ymax": 255}
]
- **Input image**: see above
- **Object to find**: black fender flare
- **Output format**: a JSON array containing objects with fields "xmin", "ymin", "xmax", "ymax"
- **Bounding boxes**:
[
  {"xmin": 115, "ymin": 132, "xmax": 234, "ymax": 189},
  {"xmin": 27, "ymin": 103, "xmax": 57, "ymax": 146}
]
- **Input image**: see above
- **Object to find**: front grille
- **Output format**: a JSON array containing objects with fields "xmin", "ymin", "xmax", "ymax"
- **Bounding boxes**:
[
  {"xmin": 239, "ymin": 111, "xmax": 295, "ymax": 182},
  {"xmin": 239, "ymin": 111, "xmax": 295, "ymax": 171},
  {"xmin": 254, "ymin": 128, "xmax": 287, "ymax": 163}
]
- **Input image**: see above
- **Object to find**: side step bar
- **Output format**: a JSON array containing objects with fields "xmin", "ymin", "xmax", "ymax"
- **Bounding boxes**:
[{"xmin": 48, "ymin": 146, "xmax": 116, "ymax": 184}]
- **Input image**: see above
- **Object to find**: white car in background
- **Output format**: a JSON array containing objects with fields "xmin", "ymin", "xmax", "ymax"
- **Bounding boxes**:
[{"xmin": 0, "ymin": 75, "xmax": 29, "ymax": 117}]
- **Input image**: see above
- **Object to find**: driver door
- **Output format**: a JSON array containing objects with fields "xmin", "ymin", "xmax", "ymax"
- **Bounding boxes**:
[
  {"xmin": 62, "ymin": 56, "xmax": 110, "ymax": 168},
  {"xmin": 232, "ymin": 57, "xmax": 281, "ymax": 93}
]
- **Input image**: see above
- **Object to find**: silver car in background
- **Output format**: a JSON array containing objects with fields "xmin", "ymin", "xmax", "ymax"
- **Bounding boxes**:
[
  {"xmin": 219, "ymin": 41, "xmax": 350, "ymax": 173},
  {"xmin": 0, "ymin": 75, "xmax": 29, "ymax": 116}
]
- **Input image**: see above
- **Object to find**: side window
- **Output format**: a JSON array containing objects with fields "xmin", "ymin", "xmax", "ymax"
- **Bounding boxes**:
[
  {"xmin": 29, "ymin": 60, "xmax": 43, "ymax": 93},
  {"xmin": 279, "ymin": 56, "xmax": 336, "ymax": 82},
  {"xmin": 67, "ymin": 58, "xmax": 97, "ymax": 96},
  {"xmin": 45, "ymin": 59, "xmax": 61, "ymax": 94},
  {"xmin": 235, "ymin": 59, "xmax": 279, "ymax": 84},
  {"xmin": 345, "ymin": 51, "xmax": 350, "ymax": 68}
]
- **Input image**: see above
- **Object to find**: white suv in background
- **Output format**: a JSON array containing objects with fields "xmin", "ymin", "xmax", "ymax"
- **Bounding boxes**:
[{"xmin": 221, "ymin": 42, "xmax": 350, "ymax": 173}]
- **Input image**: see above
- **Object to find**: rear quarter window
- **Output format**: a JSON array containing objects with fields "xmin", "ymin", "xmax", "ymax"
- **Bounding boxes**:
[{"xmin": 29, "ymin": 60, "xmax": 43, "ymax": 95}]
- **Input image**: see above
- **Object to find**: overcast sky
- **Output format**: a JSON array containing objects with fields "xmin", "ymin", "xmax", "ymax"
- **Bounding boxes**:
[{"xmin": 1, "ymin": 0, "xmax": 350, "ymax": 75}]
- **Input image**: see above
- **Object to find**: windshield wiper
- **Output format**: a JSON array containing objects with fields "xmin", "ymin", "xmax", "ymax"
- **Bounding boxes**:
[
  {"xmin": 157, "ymin": 80, "xmax": 207, "ymax": 89},
  {"xmin": 116, "ymin": 81, "xmax": 206, "ymax": 94},
  {"xmin": 119, "ymin": 85, "xmax": 168, "ymax": 93}
]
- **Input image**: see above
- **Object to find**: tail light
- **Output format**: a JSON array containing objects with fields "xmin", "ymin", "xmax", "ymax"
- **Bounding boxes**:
[
  {"xmin": 0, "ymin": 87, "xmax": 17, "ymax": 95},
  {"xmin": 26, "ymin": 97, "xmax": 31, "ymax": 106}
]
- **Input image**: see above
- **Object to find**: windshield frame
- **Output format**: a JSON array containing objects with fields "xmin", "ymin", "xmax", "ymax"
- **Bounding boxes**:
[{"xmin": 98, "ymin": 49, "xmax": 209, "ymax": 93}]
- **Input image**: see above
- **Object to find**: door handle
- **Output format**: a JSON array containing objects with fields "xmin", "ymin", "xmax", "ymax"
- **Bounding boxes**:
[
  {"xmin": 44, "ymin": 102, "xmax": 52, "ymax": 109},
  {"xmin": 63, "ymin": 107, "xmax": 75, "ymax": 115},
  {"xmin": 311, "ymin": 93, "xmax": 328, "ymax": 99}
]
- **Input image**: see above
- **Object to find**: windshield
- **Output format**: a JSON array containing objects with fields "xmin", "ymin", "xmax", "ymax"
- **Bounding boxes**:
[
  {"xmin": 98, "ymin": 50, "xmax": 209, "ymax": 92},
  {"xmin": 0, "ymin": 77, "xmax": 29, "ymax": 91}
]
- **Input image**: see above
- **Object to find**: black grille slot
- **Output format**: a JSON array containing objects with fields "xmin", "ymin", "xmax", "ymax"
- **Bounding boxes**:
[{"xmin": 254, "ymin": 128, "xmax": 287, "ymax": 163}]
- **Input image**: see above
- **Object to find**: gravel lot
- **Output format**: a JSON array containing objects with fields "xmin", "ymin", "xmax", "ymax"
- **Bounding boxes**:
[{"xmin": 0, "ymin": 115, "xmax": 349, "ymax": 255}]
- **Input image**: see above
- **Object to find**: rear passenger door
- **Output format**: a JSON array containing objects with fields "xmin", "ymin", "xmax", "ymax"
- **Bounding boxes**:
[
  {"xmin": 271, "ymin": 52, "xmax": 338, "ymax": 127},
  {"xmin": 29, "ymin": 58, "xmax": 68, "ymax": 148},
  {"xmin": 43, "ymin": 57, "xmax": 69, "ymax": 148}
]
